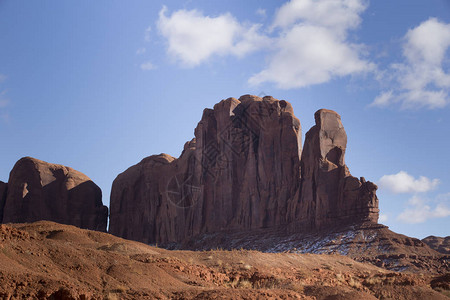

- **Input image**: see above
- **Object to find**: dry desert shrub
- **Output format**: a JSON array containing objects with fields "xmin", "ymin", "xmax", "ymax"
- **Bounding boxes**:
[
  {"xmin": 238, "ymin": 280, "xmax": 253, "ymax": 289},
  {"xmin": 363, "ymin": 276, "xmax": 383, "ymax": 286},
  {"xmin": 335, "ymin": 273, "xmax": 345, "ymax": 283},
  {"xmin": 348, "ymin": 277, "xmax": 362, "ymax": 289}
]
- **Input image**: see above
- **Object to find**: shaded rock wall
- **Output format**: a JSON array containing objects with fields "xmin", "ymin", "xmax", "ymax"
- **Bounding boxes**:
[
  {"xmin": 1, "ymin": 157, "xmax": 108, "ymax": 232},
  {"xmin": 110, "ymin": 95, "xmax": 379, "ymax": 244}
]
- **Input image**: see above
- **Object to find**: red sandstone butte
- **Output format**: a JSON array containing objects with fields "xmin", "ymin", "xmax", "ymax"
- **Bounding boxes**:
[{"xmin": 109, "ymin": 95, "xmax": 379, "ymax": 244}]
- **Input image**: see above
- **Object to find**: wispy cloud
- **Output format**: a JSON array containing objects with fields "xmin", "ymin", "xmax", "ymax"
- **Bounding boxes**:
[
  {"xmin": 136, "ymin": 47, "xmax": 146, "ymax": 55},
  {"xmin": 397, "ymin": 194, "xmax": 450, "ymax": 224},
  {"xmin": 0, "ymin": 74, "xmax": 6, "ymax": 83},
  {"xmin": 144, "ymin": 26, "xmax": 152, "ymax": 42},
  {"xmin": 378, "ymin": 171, "xmax": 440, "ymax": 194},
  {"xmin": 255, "ymin": 8, "xmax": 266, "ymax": 18},
  {"xmin": 156, "ymin": 6, "xmax": 269, "ymax": 67},
  {"xmin": 140, "ymin": 61, "xmax": 156, "ymax": 70},
  {"xmin": 372, "ymin": 18, "xmax": 450, "ymax": 109}
]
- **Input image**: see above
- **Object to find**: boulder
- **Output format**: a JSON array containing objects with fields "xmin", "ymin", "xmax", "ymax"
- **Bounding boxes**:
[{"xmin": 2, "ymin": 157, "xmax": 108, "ymax": 231}]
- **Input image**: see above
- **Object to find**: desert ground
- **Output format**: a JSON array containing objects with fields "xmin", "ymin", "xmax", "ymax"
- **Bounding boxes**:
[{"xmin": 0, "ymin": 221, "xmax": 448, "ymax": 300}]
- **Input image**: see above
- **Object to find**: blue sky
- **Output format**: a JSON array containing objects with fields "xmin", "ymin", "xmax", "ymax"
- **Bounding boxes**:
[{"xmin": 0, "ymin": 0, "xmax": 449, "ymax": 239}]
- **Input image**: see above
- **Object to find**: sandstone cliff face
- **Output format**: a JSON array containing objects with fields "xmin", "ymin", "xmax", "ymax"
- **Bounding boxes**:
[
  {"xmin": 291, "ymin": 109, "xmax": 379, "ymax": 230},
  {"xmin": 1, "ymin": 157, "xmax": 108, "ymax": 232},
  {"xmin": 109, "ymin": 95, "xmax": 379, "ymax": 244},
  {"xmin": 110, "ymin": 95, "xmax": 302, "ymax": 243}
]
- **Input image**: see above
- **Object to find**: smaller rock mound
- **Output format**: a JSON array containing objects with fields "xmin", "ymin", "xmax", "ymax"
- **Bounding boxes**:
[
  {"xmin": 423, "ymin": 236, "xmax": 450, "ymax": 254},
  {"xmin": 1, "ymin": 157, "xmax": 108, "ymax": 232}
]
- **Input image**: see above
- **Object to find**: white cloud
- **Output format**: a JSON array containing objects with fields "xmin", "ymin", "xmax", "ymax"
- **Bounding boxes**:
[
  {"xmin": 136, "ymin": 47, "xmax": 146, "ymax": 55},
  {"xmin": 155, "ymin": 1, "xmax": 372, "ymax": 88},
  {"xmin": 249, "ymin": 0, "xmax": 373, "ymax": 89},
  {"xmin": 370, "ymin": 90, "xmax": 393, "ymax": 107},
  {"xmin": 379, "ymin": 214, "xmax": 388, "ymax": 223},
  {"xmin": 249, "ymin": 24, "xmax": 373, "ymax": 89},
  {"xmin": 397, "ymin": 194, "xmax": 450, "ymax": 224},
  {"xmin": 157, "ymin": 6, "xmax": 268, "ymax": 67},
  {"xmin": 271, "ymin": 0, "xmax": 367, "ymax": 36},
  {"xmin": 372, "ymin": 18, "xmax": 450, "ymax": 109},
  {"xmin": 140, "ymin": 61, "xmax": 156, "ymax": 70},
  {"xmin": 378, "ymin": 171, "xmax": 440, "ymax": 194}
]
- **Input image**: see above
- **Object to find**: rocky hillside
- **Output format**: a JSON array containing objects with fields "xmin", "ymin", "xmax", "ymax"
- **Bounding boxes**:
[
  {"xmin": 176, "ymin": 223, "xmax": 449, "ymax": 274},
  {"xmin": 0, "ymin": 221, "xmax": 448, "ymax": 300},
  {"xmin": 109, "ymin": 95, "xmax": 379, "ymax": 245}
]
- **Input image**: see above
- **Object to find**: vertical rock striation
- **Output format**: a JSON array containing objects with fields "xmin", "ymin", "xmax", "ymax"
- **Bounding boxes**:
[
  {"xmin": 109, "ymin": 95, "xmax": 379, "ymax": 245},
  {"xmin": 1, "ymin": 157, "xmax": 108, "ymax": 231}
]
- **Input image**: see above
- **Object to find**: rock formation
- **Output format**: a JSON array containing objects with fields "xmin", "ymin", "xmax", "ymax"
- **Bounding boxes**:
[
  {"xmin": 109, "ymin": 95, "xmax": 379, "ymax": 245},
  {"xmin": 290, "ymin": 109, "xmax": 379, "ymax": 231},
  {"xmin": 110, "ymin": 95, "xmax": 302, "ymax": 243},
  {"xmin": 422, "ymin": 236, "xmax": 450, "ymax": 254},
  {"xmin": 1, "ymin": 157, "xmax": 108, "ymax": 232}
]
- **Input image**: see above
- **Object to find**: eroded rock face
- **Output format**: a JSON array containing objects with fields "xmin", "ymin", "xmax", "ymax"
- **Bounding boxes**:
[
  {"xmin": 0, "ymin": 181, "xmax": 7, "ymax": 223},
  {"xmin": 109, "ymin": 95, "xmax": 379, "ymax": 244},
  {"xmin": 2, "ymin": 157, "xmax": 108, "ymax": 231},
  {"xmin": 422, "ymin": 236, "xmax": 450, "ymax": 254},
  {"xmin": 291, "ymin": 109, "xmax": 379, "ymax": 230},
  {"xmin": 110, "ymin": 95, "xmax": 302, "ymax": 243}
]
